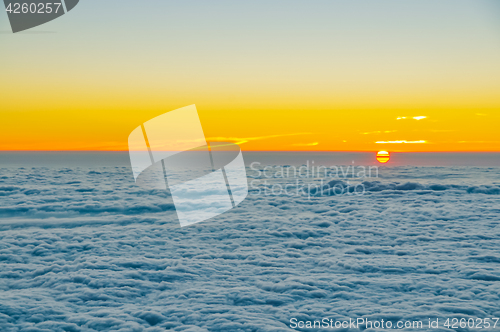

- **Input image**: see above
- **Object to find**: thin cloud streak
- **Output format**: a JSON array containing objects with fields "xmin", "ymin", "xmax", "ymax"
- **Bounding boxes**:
[
  {"xmin": 376, "ymin": 140, "xmax": 427, "ymax": 144},
  {"xmin": 206, "ymin": 133, "xmax": 312, "ymax": 145},
  {"xmin": 291, "ymin": 142, "xmax": 319, "ymax": 147},
  {"xmin": 396, "ymin": 116, "xmax": 427, "ymax": 120}
]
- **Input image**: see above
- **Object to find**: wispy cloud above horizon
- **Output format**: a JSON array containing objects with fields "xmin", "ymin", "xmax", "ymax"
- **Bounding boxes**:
[
  {"xmin": 207, "ymin": 133, "xmax": 312, "ymax": 145},
  {"xmin": 376, "ymin": 140, "xmax": 427, "ymax": 144},
  {"xmin": 396, "ymin": 116, "xmax": 427, "ymax": 121},
  {"xmin": 291, "ymin": 142, "xmax": 319, "ymax": 147}
]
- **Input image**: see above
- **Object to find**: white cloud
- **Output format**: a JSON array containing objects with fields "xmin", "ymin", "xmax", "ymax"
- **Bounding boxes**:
[{"xmin": 396, "ymin": 116, "xmax": 427, "ymax": 120}]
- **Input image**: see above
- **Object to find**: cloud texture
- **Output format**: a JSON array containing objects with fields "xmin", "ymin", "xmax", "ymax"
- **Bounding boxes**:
[{"xmin": 0, "ymin": 165, "xmax": 499, "ymax": 331}]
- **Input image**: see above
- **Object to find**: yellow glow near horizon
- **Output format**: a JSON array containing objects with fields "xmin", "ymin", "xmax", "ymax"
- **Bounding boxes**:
[{"xmin": 1, "ymin": 1, "xmax": 499, "ymax": 152}]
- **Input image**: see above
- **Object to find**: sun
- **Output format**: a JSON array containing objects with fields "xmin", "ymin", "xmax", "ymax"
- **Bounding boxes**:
[{"xmin": 376, "ymin": 151, "xmax": 390, "ymax": 164}]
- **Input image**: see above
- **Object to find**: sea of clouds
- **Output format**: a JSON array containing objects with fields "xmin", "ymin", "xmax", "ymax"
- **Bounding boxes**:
[{"xmin": 0, "ymin": 163, "xmax": 500, "ymax": 331}]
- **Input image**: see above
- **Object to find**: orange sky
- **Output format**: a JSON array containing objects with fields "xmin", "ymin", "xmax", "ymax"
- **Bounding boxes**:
[
  {"xmin": 1, "ymin": 1, "xmax": 499, "ymax": 152},
  {"xmin": 1, "ymin": 105, "xmax": 498, "ymax": 152}
]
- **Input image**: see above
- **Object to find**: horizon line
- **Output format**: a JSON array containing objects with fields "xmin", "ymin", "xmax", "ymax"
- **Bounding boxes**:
[{"xmin": 1, "ymin": 150, "xmax": 500, "ymax": 153}]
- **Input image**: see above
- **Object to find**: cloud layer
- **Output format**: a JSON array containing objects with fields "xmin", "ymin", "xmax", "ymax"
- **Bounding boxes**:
[{"xmin": 0, "ymin": 165, "xmax": 499, "ymax": 331}]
